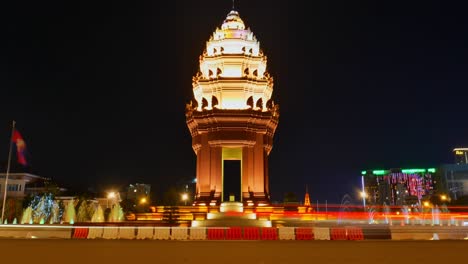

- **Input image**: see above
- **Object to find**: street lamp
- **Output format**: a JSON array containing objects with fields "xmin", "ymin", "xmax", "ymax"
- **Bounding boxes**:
[
  {"xmin": 422, "ymin": 201, "xmax": 431, "ymax": 225},
  {"xmin": 360, "ymin": 176, "xmax": 367, "ymax": 212},
  {"xmin": 181, "ymin": 193, "xmax": 188, "ymax": 206},
  {"xmin": 139, "ymin": 197, "xmax": 147, "ymax": 204},
  {"xmin": 440, "ymin": 194, "xmax": 447, "ymax": 201},
  {"xmin": 360, "ymin": 191, "xmax": 367, "ymax": 212},
  {"xmin": 107, "ymin": 191, "xmax": 116, "ymax": 208}
]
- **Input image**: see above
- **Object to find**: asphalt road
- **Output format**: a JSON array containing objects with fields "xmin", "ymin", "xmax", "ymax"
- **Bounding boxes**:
[{"xmin": 1, "ymin": 240, "xmax": 467, "ymax": 264}]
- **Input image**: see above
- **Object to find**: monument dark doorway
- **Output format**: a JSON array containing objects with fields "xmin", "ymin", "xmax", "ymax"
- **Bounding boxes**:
[{"xmin": 223, "ymin": 160, "xmax": 241, "ymax": 202}]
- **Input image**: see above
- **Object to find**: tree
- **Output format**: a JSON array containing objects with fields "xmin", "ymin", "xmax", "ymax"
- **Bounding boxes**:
[
  {"xmin": 283, "ymin": 192, "xmax": 298, "ymax": 204},
  {"xmin": 162, "ymin": 187, "xmax": 180, "ymax": 206}
]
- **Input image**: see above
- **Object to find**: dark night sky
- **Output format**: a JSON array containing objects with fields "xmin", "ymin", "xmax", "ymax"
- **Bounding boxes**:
[{"xmin": 1, "ymin": 0, "xmax": 467, "ymax": 204}]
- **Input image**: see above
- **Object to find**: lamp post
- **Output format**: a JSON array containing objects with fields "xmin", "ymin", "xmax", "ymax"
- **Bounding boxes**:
[
  {"xmin": 107, "ymin": 191, "xmax": 116, "ymax": 208},
  {"xmin": 360, "ymin": 191, "xmax": 367, "ymax": 213},
  {"xmin": 440, "ymin": 194, "xmax": 447, "ymax": 202},
  {"xmin": 422, "ymin": 201, "xmax": 430, "ymax": 225},
  {"xmin": 360, "ymin": 175, "xmax": 367, "ymax": 212},
  {"xmin": 182, "ymin": 193, "xmax": 188, "ymax": 206}
]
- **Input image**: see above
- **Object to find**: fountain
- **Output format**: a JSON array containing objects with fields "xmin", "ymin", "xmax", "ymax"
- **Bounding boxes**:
[
  {"xmin": 108, "ymin": 203, "xmax": 124, "ymax": 222},
  {"xmin": 432, "ymin": 205, "xmax": 440, "ymax": 225},
  {"xmin": 402, "ymin": 205, "xmax": 410, "ymax": 225},
  {"xmin": 337, "ymin": 194, "xmax": 353, "ymax": 224},
  {"xmin": 63, "ymin": 200, "xmax": 76, "ymax": 224},
  {"xmin": 12, "ymin": 218, "xmax": 17, "ymax": 224},
  {"xmin": 91, "ymin": 204, "xmax": 105, "ymax": 222},
  {"xmin": 412, "ymin": 207, "xmax": 421, "ymax": 225},
  {"xmin": 49, "ymin": 201, "xmax": 60, "ymax": 224},
  {"xmin": 382, "ymin": 203, "xmax": 391, "ymax": 225},
  {"xmin": 368, "ymin": 207, "xmax": 376, "ymax": 224},
  {"xmin": 77, "ymin": 201, "xmax": 90, "ymax": 222},
  {"xmin": 32, "ymin": 196, "xmax": 47, "ymax": 224},
  {"xmin": 21, "ymin": 206, "xmax": 33, "ymax": 224},
  {"xmin": 22, "ymin": 194, "xmax": 56, "ymax": 224},
  {"xmin": 440, "ymin": 204, "xmax": 454, "ymax": 225}
]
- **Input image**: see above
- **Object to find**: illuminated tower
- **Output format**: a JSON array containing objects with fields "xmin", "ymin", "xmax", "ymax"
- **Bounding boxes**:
[
  {"xmin": 186, "ymin": 10, "xmax": 279, "ymax": 206},
  {"xmin": 304, "ymin": 185, "xmax": 311, "ymax": 207},
  {"xmin": 454, "ymin": 148, "xmax": 468, "ymax": 164}
]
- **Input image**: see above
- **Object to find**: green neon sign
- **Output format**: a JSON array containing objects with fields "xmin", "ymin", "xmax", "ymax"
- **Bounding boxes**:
[
  {"xmin": 428, "ymin": 168, "xmax": 436, "ymax": 173},
  {"xmin": 372, "ymin": 170, "xmax": 387, "ymax": 175},
  {"xmin": 401, "ymin": 169, "xmax": 426, "ymax": 174},
  {"xmin": 361, "ymin": 171, "xmax": 367, "ymax": 175}
]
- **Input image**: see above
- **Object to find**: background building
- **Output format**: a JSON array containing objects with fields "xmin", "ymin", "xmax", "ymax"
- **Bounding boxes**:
[
  {"xmin": 123, "ymin": 183, "xmax": 150, "ymax": 208},
  {"xmin": 0, "ymin": 173, "xmax": 45, "ymax": 200},
  {"xmin": 439, "ymin": 164, "xmax": 468, "ymax": 200},
  {"xmin": 454, "ymin": 148, "xmax": 468, "ymax": 164},
  {"xmin": 362, "ymin": 168, "xmax": 436, "ymax": 206}
]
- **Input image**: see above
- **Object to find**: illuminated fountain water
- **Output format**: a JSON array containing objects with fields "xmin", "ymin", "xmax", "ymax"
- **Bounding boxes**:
[
  {"xmin": 337, "ymin": 194, "xmax": 353, "ymax": 224},
  {"xmin": 21, "ymin": 206, "xmax": 33, "ymax": 224},
  {"xmin": 411, "ymin": 206, "xmax": 421, "ymax": 225},
  {"xmin": 383, "ymin": 203, "xmax": 391, "ymax": 225},
  {"xmin": 368, "ymin": 207, "xmax": 376, "ymax": 224},
  {"xmin": 63, "ymin": 200, "xmax": 76, "ymax": 224},
  {"xmin": 49, "ymin": 201, "xmax": 60, "ymax": 224},
  {"xmin": 77, "ymin": 201, "xmax": 90, "ymax": 222},
  {"xmin": 32, "ymin": 196, "xmax": 49, "ymax": 224},
  {"xmin": 440, "ymin": 204, "xmax": 453, "ymax": 225},
  {"xmin": 108, "ymin": 203, "xmax": 124, "ymax": 222},
  {"xmin": 91, "ymin": 204, "xmax": 105, "ymax": 222},
  {"xmin": 432, "ymin": 205, "xmax": 440, "ymax": 225},
  {"xmin": 402, "ymin": 205, "xmax": 410, "ymax": 225}
]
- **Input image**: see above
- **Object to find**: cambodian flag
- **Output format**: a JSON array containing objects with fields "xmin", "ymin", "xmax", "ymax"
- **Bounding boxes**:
[{"xmin": 12, "ymin": 129, "xmax": 27, "ymax": 166}]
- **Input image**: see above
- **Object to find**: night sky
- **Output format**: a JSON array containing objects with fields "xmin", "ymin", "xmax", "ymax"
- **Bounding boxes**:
[{"xmin": 1, "ymin": 0, "xmax": 467, "ymax": 204}]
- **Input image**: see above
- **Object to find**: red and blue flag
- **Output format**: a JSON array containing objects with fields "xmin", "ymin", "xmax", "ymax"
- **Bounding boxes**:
[{"xmin": 12, "ymin": 129, "xmax": 27, "ymax": 166}]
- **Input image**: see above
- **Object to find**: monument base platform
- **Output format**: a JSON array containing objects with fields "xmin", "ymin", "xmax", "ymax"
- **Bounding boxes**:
[
  {"xmin": 192, "ymin": 215, "xmax": 271, "ymax": 227},
  {"xmin": 191, "ymin": 201, "xmax": 271, "ymax": 227}
]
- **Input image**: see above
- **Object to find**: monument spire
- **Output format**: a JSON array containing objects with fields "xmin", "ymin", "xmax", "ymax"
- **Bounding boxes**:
[
  {"xmin": 232, "ymin": 0, "xmax": 235, "ymax": 10},
  {"xmin": 304, "ymin": 185, "xmax": 311, "ymax": 207}
]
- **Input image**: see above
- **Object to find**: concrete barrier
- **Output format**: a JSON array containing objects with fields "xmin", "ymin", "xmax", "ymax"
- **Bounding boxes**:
[
  {"xmin": 278, "ymin": 227, "xmax": 295, "ymax": 240},
  {"xmin": 330, "ymin": 227, "xmax": 347, "ymax": 240},
  {"xmin": 226, "ymin": 227, "xmax": 242, "ymax": 240},
  {"xmin": 207, "ymin": 228, "xmax": 225, "ymax": 240},
  {"xmin": 295, "ymin": 227, "xmax": 314, "ymax": 240},
  {"xmin": 136, "ymin": 226, "xmax": 154, "ymax": 239},
  {"xmin": 118, "ymin": 227, "xmax": 136, "ymax": 239},
  {"xmin": 72, "ymin": 227, "xmax": 89, "ymax": 239},
  {"xmin": 1, "ymin": 224, "xmax": 467, "ymax": 241},
  {"xmin": 87, "ymin": 226, "xmax": 104, "ymax": 239},
  {"xmin": 171, "ymin": 227, "xmax": 188, "ymax": 240},
  {"xmin": 261, "ymin": 227, "xmax": 278, "ymax": 240},
  {"xmin": 102, "ymin": 227, "xmax": 119, "ymax": 239},
  {"xmin": 189, "ymin": 227, "xmax": 206, "ymax": 240},
  {"xmin": 243, "ymin": 227, "xmax": 259, "ymax": 240},
  {"xmin": 346, "ymin": 227, "xmax": 364, "ymax": 241},
  {"xmin": 153, "ymin": 227, "xmax": 170, "ymax": 240},
  {"xmin": 361, "ymin": 225, "xmax": 391, "ymax": 240},
  {"xmin": 0, "ymin": 226, "xmax": 73, "ymax": 239},
  {"xmin": 313, "ymin": 227, "xmax": 330, "ymax": 240},
  {"xmin": 390, "ymin": 226, "xmax": 468, "ymax": 240}
]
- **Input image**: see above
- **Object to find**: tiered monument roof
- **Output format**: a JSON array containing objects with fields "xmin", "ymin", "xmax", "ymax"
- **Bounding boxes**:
[{"xmin": 191, "ymin": 10, "xmax": 274, "ymax": 111}]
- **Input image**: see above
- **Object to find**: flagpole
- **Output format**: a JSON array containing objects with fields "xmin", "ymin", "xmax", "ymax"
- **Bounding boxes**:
[{"xmin": 1, "ymin": 120, "xmax": 15, "ymax": 224}]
